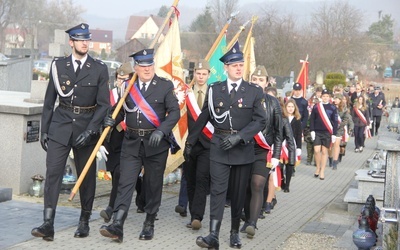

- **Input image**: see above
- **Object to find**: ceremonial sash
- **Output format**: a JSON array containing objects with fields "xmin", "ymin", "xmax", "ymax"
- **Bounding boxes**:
[
  {"xmin": 254, "ymin": 132, "xmax": 272, "ymax": 164},
  {"xmin": 127, "ymin": 83, "xmax": 160, "ymax": 127},
  {"xmin": 353, "ymin": 107, "xmax": 371, "ymax": 139},
  {"xmin": 271, "ymin": 167, "xmax": 282, "ymax": 188},
  {"xmin": 316, "ymin": 102, "xmax": 333, "ymax": 134},
  {"xmin": 280, "ymin": 140, "xmax": 289, "ymax": 164},
  {"xmin": 110, "ymin": 88, "xmax": 126, "ymax": 130},
  {"xmin": 185, "ymin": 91, "xmax": 214, "ymax": 139}
]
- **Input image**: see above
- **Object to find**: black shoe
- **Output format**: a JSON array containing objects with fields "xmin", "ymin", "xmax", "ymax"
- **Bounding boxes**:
[
  {"xmin": 229, "ymin": 231, "xmax": 242, "ymax": 248},
  {"xmin": 264, "ymin": 202, "xmax": 272, "ymax": 214},
  {"xmin": 240, "ymin": 221, "xmax": 249, "ymax": 233},
  {"xmin": 99, "ymin": 209, "xmax": 126, "ymax": 243},
  {"xmin": 284, "ymin": 188, "xmax": 290, "ymax": 193},
  {"xmin": 186, "ymin": 222, "xmax": 192, "ymax": 228},
  {"xmin": 306, "ymin": 161, "xmax": 311, "ymax": 166},
  {"xmin": 258, "ymin": 210, "xmax": 265, "ymax": 219},
  {"xmin": 137, "ymin": 207, "xmax": 145, "ymax": 213},
  {"xmin": 74, "ymin": 210, "xmax": 91, "ymax": 238},
  {"xmin": 245, "ymin": 222, "xmax": 257, "ymax": 239},
  {"xmin": 100, "ymin": 206, "xmax": 113, "ymax": 223},
  {"xmin": 175, "ymin": 205, "xmax": 187, "ymax": 217},
  {"xmin": 139, "ymin": 213, "xmax": 156, "ymax": 240},
  {"xmin": 271, "ymin": 197, "xmax": 277, "ymax": 209},
  {"xmin": 31, "ymin": 208, "xmax": 55, "ymax": 241}
]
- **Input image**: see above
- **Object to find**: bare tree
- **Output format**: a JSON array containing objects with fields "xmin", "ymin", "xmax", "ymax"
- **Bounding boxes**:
[{"xmin": 208, "ymin": 0, "xmax": 239, "ymax": 32}]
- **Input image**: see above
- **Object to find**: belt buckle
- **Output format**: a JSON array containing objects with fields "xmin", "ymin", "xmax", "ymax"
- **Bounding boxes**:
[
  {"xmin": 138, "ymin": 129, "xmax": 145, "ymax": 136},
  {"xmin": 73, "ymin": 106, "xmax": 80, "ymax": 114}
]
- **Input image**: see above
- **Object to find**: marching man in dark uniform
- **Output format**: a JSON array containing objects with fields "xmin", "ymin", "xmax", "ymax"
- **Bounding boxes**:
[
  {"xmin": 185, "ymin": 42, "xmax": 266, "ymax": 249},
  {"xmin": 183, "ymin": 59, "xmax": 212, "ymax": 230},
  {"xmin": 99, "ymin": 49, "xmax": 180, "ymax": 242},
  {"xmin": 31, "ymin": 23, "xmax": 110, "ymax": 241}
]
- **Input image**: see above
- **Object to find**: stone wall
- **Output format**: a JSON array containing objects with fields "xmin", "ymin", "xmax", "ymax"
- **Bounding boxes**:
[{"xmin": 0, "ymin": 58, "xmax": 33, "ymax": 92}]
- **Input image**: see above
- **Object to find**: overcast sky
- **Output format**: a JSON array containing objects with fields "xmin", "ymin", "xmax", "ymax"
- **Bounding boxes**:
[{"xmin": 74, "ymin": 0, "xmax": 325, "ymax": 19}]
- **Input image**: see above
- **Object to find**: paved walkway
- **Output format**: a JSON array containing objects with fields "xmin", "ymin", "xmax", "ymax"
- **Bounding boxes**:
[{"xmin": 2, "ymin": 136, "xmax": 379, "ymax": 250}]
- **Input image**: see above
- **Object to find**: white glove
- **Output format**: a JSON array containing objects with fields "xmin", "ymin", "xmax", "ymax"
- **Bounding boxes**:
[
  {"xmin": 311, "ymin": 131, "xmax": 315, "ymax": 141},
  {"xmin": 99, "ymin": 145, "xmax": 109, "ymax": 161},
  {"xmin": 331, "ymin": 135, "xmax": 336, "ymax": 143},
  {"xmin": 270, "ymin": 158, "xmax": 280, "ymax": 169},
  {"xmin": 296, "ymin": 148, "xmax": 302, "ymax": 157}
]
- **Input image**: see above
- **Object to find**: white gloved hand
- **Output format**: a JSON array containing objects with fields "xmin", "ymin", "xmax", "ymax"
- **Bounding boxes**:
[
  {"xmin": 296, "ymin": 148, "xmax": 302, "ymax": 157},
  {"xmin": 331, "ymin": 135, "xmax": 336, "ymax": 143},
  {"xmin": 99, "ymin": 145, "xmax": 109, "ymax": 161},
  {"xmin": 270, "ymin": 158, "xmax": 280, "ymax": 169},
  {"xmin": 311, "ymin": 131, "xmax": 315, "ymax": 141}
]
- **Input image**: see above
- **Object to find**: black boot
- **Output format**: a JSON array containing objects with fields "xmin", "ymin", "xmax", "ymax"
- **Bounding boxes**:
[
  {"xmin": 338, "ymin": 154, "xmax": 343, "ymax": 163},
  {"xmin": 230, "ymin": 219, "xmax": 242, "ymax": 249},
  {"xmin": 31, "ymin": 208, "xmax": 55, "ymax": 241},
  {"xmin": 196, "ymin": 219, "xmax": 220, "ymax": 249},
  {"xmin": 328, "ymin": 157, "xmax": 333, "ymax": 167},
  {"xmin": 100, "ymin": 206, "xmax": 113, "ymax": 223},
  {"xmin": 99, "ymin": 209, "xmax": 127, "ymax": 243},
  {"xmin": 74, "ymin": 210, "xmax": 91, "ymax": 238},
  {"xmin": 139, "ymin": 213, "xmax": 156, "ymax": 240}
]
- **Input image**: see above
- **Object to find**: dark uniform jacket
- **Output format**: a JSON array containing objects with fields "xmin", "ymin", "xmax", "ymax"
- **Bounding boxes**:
[
  {"xmin": 292, "ymin": 96, "xmax": 309, "ymax": 130},
  {"xmin": 262, "ymin": 93, "xmax": 283, "ymax": 159},
  {"xmin": 369, "ymin": 92, "xmax": 386, "ymax": 116},
  {"xmin": 187, "ymin": 80, "xmax": 266, "ymax": 165},
  {"xmin": 41, "ymin": 55, "xmax": 110, "ymax": 146},
  {"xmin": 115, "ymin": 75, "xmax": 180, "ymax": 157}
]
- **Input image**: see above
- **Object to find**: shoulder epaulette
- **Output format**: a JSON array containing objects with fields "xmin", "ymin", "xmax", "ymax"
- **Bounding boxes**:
[{"xmin": 93, "ymin": 58, "xmax": 105, "ymax": 65}]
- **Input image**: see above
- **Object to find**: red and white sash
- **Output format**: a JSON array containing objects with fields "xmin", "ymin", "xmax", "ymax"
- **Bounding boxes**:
[
  {"xmin": 353, "ymin": 107, "xmax": 371, "ymax": 139},
  {"xmin": 185, "ymin": 91, "xmax": 214, "ymax": 139},
  {"xmin": 254, "ymin": 132, "xmax": 272, "ymax": 163},
  {"xmin": 110, "ymin": 88, "xmax": 126, "ymax": 130},
  {"xmin": 316, "ymin": 102, "xmax": 333, "ymax": 134},
  {"xmin": 127, "ymin": 83, "xmax": 160, "ymax": 127}
]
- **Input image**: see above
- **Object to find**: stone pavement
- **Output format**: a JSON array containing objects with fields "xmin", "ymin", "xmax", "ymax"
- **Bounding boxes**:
[{"xmin": 2, "ymin": 136, "xmax": 379, "ymax": 250}]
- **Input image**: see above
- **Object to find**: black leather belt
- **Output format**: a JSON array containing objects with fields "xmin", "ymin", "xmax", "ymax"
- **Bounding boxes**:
[
  {"xmin": 214, "ymin": 128, "xmax": 239, "ymax": 135},
  {"xmin": 126, "ymin": 127, "xmax": 155, "ymax": 136},
  {"xmin": 59, "ymin": 103, "xmax": 97, "ymax": 114}
]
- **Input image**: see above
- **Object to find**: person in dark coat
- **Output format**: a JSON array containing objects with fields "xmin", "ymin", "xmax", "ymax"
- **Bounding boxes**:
[
  {"xmin": 31, "ymin": 23, "xmax": 110, "ymax": 241},
  {"xmin": 98, "ymin": 62, "xmax": 146, "ymax": 221},
  {"xmin": 99, "ymin": 49, "xmax": 180, "ymax": 243},
  {"xmin": 185, "ymin": 42, "xmax": 266, "ymax": 249},
  {"xmin": 183, "ymin": 59, "xmax": 211, "ymax": 230},
  {"xmin": 291, "ymin": 82, "xmax": 309, "ymax": 130},
  {"xmin": 368, "ymin": 86, "xmax": 386, "ymax": 136}
]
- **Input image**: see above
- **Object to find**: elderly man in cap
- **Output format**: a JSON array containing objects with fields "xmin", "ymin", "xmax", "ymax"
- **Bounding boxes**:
[
  {"xmin": 185, "ymin": 42, "xmax": 266, "ymax": 249},
  {"xmin": 183, "ymin": 59, "xmax": 212, "ymax": 230},
  {"xmin": 369, "ymin": 86, "xmax": 386, "ymax": 136},
  {"xmin": 31, "ymin": 23, "xmax": 110, "ymax": 241},
  {"xmin": 99, "ymin": 49, "xmax": 180, "ymax": 242}
]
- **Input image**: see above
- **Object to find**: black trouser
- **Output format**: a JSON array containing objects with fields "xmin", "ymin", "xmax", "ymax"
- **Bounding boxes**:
[
  {"xmin": 372, "ymin": 116, "xmax": 382, "ymax": 136},
  {"xmin": 209, "ymin": 160, "xmax": 252, "ymax": 222},
  {"xmin": 44, "ymin": 139, "xmax": 96, "ymax": 211},
  {"xmin": 183, "ymin": 142, "xmax": 210, "ymax": 221},
  {"xmin": 114, "ymin": 142, "xmax": 168, "ymax": 214},
  {"xmin": 354, "ymin": 126, "xmax": 366, "ymax": 149}
]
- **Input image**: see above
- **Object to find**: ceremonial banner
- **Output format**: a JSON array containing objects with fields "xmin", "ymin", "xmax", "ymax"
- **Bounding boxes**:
[
  {"xmin": 208, "ymin": 36, "xmax": 227, "ymax": 84},
  {"xmin": 154, "ymin": 14, "xmax": 187, "ymax": 175},
  {"xmin": 296, "ymin": 55, "xmax": 309, "ymax": 98}
]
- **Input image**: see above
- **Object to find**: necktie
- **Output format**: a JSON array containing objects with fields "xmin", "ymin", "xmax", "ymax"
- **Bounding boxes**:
[
  {"xmin": 141, "ymin": 82, "xmax": 146, "ymax": 94},
  {"xmin": 197, "ymin": 90, "xmax": 203, "ymax": 108},
  {"xmin": 75, "ymin": 60, "xmax": 81, "ymax": 77},
  {"xmin": 230, "ymin": 83, "xmax": 237, "ymax": 101}
]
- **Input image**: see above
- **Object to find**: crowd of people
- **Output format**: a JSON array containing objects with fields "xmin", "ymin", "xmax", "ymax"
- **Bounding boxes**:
[{"xmin": 31, "ymin": 22, "xmax": 387, "ymax": 249}]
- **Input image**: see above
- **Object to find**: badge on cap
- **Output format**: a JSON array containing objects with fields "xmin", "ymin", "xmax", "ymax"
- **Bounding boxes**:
[
  {"xmin": 143, "ymin": 50, "xmax": 147, "ymax": 55},
  {"xmin": 81, "ymin": 24, "xmax": 85, "ymax": 29},
  {"xmin": 232, "ymin": 48, "xmax": 236, "ymax": 53},
  {"xmin": 257, "ymin": 70, "xmax": 261, "ymax": 76},
  {"xmin": 198, "ymin": 62, "xmax": 203, "ymax": 69}
]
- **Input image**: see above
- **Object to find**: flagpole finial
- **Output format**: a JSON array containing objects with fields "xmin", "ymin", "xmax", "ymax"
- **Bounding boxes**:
[{"xmin": 228, "ymin": 11, "xmax": 240, "ymax": 23}]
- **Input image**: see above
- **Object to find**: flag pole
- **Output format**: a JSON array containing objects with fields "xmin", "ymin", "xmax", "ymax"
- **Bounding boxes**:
[
  {"xmin": 69, "ymin": 0, "xmax": 180, "ymax": 201},
  {"xmin": 243, "ymin": 16, "xmax": 257, "ymax": 81},
  {"xmin": 226, "ymin": 19, "xmax": 250, "ymax": 50},
  {"xmin": 188, "ymin": 11, "xmax": 239, "ymax": 88}
]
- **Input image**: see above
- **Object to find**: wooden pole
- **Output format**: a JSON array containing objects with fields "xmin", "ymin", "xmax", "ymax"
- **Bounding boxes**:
[
  {"xmin": 295, "ymin": 54, "xmax": 309, "ymax": 98},
  {"xmin": 226, "ymin": 19, "xmax": 250, "ymax": 50},
  {"xmin": 243, "ymin": 16, "xmax": 257, "ymax": 81},
  {"xmin": 188, "ymin": 11, "xmax": 239, "ymax": 88},
  {"xmin": 69, "ymin": 0, "xmax": 180, "ymax": 201}
]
